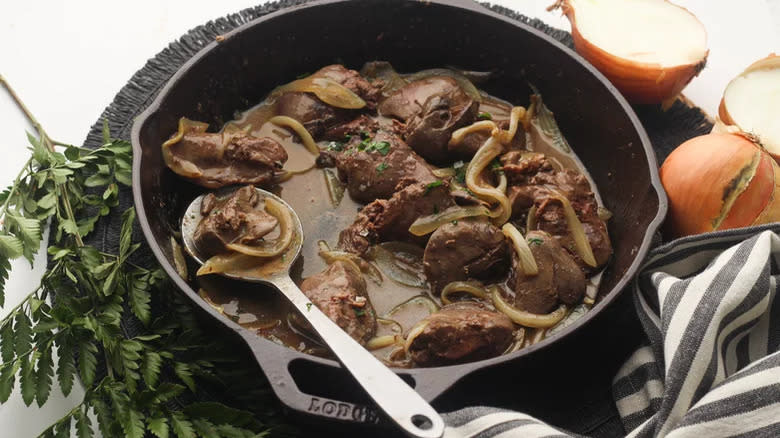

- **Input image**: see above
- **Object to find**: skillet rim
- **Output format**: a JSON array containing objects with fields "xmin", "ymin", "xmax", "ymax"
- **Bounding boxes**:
[{"xmin": 130, "ymin": 0, "xmax": 668, "ymax": 399}]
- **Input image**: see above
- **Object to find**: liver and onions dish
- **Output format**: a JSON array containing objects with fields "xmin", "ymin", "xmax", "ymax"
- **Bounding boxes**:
[{"xmin": 162, "ymin": 63, "xmax": 613, "ymax": 368}]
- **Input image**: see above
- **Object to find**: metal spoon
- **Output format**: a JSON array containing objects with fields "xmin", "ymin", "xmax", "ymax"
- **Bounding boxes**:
[{"xmin": 181, "ymin": 187, "xmax": 445, "ymax": 438}]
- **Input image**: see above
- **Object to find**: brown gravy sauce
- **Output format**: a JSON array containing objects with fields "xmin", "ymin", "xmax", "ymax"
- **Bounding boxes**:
[{"xmin": 197, "ymin": 92, "xmax": 603, "ymax": 362}]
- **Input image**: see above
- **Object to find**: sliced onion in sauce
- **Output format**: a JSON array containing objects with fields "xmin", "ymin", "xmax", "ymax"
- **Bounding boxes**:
[
  {"xmin": 490, "ymin": 286, "xmax": 567, "ymax": 328},
  {"xmin": 161, "ymin": 118, "xmax": 210, "ymax": 178},
  {"xmin": 385, "ymin": 295, "xmax": 440, "ymax": 320},
  {"xmin": 371, "ymin": 242, "xmax": 427, "ymax": 288},
  {"xmin": 598, "ymin": 206, "xmax": 613, "ymax": 222},
  {"xmin": 408, "ymin": 205, "xmax": 491, "ymax": 236},
  {"xmin": 324, "ymin": 169, "xmax": 345, "ymax": 207},
  {"xmin": 170, "ymin": 236, "xmax": 188, "ymax": 280},
  {"xmin": 526, "ymin": 205, "xmax": 538, "ymax": 234},
  {"xmin": 432, "ymin": 167, "xmax": 456, "ymax": 178},
  {"xmin": 440, "ymin": 281, "xmax": 489, "ymax": 305},
  {"xmin": 376, "ymin": 317, "xmax": 403, "ymax": 335},
  {"xmin": 271, "ymin": 76, "xmax": 366, "ymax": 109},
  {"xmin": 225, "ymin": 198, "xmax": 294, "ymax": 258},
  {"xmin": 366, "ymin": 335, "xmax": 401, "ymax": 351},
  {"xmin": 317, "ymin": 241, "xmax": 383, "ymax": 285},
  {"xmin": 547, "ymin": 189, "xmax": 598, "ymax": 268},
  {"xmin": 403, "ymin": 321, "xmax": 429, "ymax": 353},
  {"xmin": 502, "ymin": 223, "xmax": 538, "ymax": 276},
  {"xmin": 268, "ymin": 116, "xmax": 320, "ymax": 156}
]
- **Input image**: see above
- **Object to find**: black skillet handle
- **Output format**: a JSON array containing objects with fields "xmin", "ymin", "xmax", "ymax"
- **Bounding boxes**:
[{"xmin": 244, "ymin": 336, "xmax": 386, "ymax": 426}]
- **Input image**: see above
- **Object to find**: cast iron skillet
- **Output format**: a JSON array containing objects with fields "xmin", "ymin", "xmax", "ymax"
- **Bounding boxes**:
[{"xmin": 131, "ymin": 0, "xmax": 666, "ymax": 429}]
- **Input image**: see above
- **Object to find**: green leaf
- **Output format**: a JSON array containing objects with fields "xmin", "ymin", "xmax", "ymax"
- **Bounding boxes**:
[
  {"xmin": 0, "ymin": 321, "xmax": 15, "ymax": 362},
  {"xmin": 75, "ymin": 408, "xmax": 93, "ymax": 438},
  {"xmin": 121, "ymin": 408, "xmax": 145, "ymax": 438},
  {"xmin": 92, "ymin": 261, "xmax": 116, "ymax": 279},
  {"xmin": 0, "ymin": 361, "xmax": 20, "ymax": 402},
  {"xmin": 148, "ymin": 416, "xmax": 169, "ymax": 438},
  {"xmin": 64, "ymin": 145, "xmax": 81, "ymax": 161},
  {"xmin": 14, "ymin": 313, "xmax": 31, "ymax": 354},
  {"xmin": 0, "ymin": 235, "xmax": 24, "ymax": 259},
  {"xmin": 129, "ymin": 275, "xmax": 151, "ymax": 325},
  {"xmin": 215, "ymin": 425, "xmax": 255, "ymax": 438},
  {"xmin": 27, "ymin": 131, "xmax": 50, "ymax": 165},
  {"xmin": 103, "ymin": 267, "xmax": 119, "ymax": 295},
  {"xmin": 36, "ymin": 346, "xmax": 54, "ymax": 406},
  {"xmin": 119, "ymin": 208, "xmax": 135, "ymax": 258},
  {"xmin": 142, "ymin": 352, "xmax": 162, "ymax": 388},
  {"xmin": 54, "ymin": 414, "xmax": 72, "ymax": 438},
  {"xmin": 5, "ymin": 213, "xmax": 41, "ymax": 251},
  {"xmin": 183, "ymin": 403, "xmax": 259, "ymax": 429},
  {"xmin": 174, "ymin": 362, "xmax": 195, "ymax": 392},
  {"xmin": 60, "ymin": 219, "xmax": 80, "ymax": 237},
  {"xmin": 84, "ymin": 173, "xmax": 112, "ymax": 188},
  {"xmin": 115, "ymin": 169, "xmax": 132, "ymax": 187},
  {"xmin": 0, "ymin": 258, "xmax": 8, "ymax": 306},
  {"xmin": 192, "ymin": 418, "xmax": 220, "ymax": 438},
  {"xmin": 171, "ymin": 412, "xmax": 196, "ymax": 438},
  {"xmin": 37, "ymin": 191, "xmax": 58, "ymax": 209},
  {"xmin": 92, "ymin": 398, "xmax": 116, "ymax": 438},
  {"xmin": 56, "ymin": 336, "xmax": 76, "ymax": 396},
  {"xmin": 152, "ymin": 382, "xmax": 185, "ymax": 404},
  {"xmin": 20, "ymin": 354, "xmax": 37, "ymax": 406},
  {"xmin": 78, "ymin": 341, "xmax": 97, "ymax": 387}
]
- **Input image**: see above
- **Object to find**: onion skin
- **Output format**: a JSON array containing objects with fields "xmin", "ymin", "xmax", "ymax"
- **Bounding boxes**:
[
  {"xmin": 560, "ymin": 0, "xmax": 707, "ymax": 104},
  {"xmin": 660, "ymin": 134, "xmax": 780, "ymax": 237}
]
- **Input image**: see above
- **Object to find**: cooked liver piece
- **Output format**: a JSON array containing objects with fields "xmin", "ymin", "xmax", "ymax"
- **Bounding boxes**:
[
  {"xmin": 379, "ymin": 76, "xmax": 478, "ymax": 163},
  {"xmin": 275, "ymin": 65, "xmax": 382, "ymax": 138},
  {"xmin": 422, "ymin": 219, "xmax": 509, "ymax": 294},
  {"xmin": 324, "ymin": 128, "xmax": 437, "ymax": 203},
  {"xmin": 193, "ymin": 185, "xmax": 279, "ymax": 257},
  {"xmin": 502, "ymin": 151, "xmax": 612, "ymax": 270},
  {"xmin": 338, "ymin": 181, "xmax": 455, "ymax": 255},
  {"xmin": 300, "ymin": 261, "xmax": 377, "ymax": 344},
  {"xmin": 509, "ymin": 231, "xmax": 586, "ymax": 314},
  {"xmin": 167, "ymin": 132, "xmax": 287, "ymax": 189},
  {"xmin": 407, "ymin": 302, "xmax": 514, "ymax": 367}
]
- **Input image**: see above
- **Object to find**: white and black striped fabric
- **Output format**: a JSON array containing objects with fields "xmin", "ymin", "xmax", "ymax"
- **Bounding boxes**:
[{"xmin": 443, "ymin": 226, "xmax": 780, "ymax": 437}]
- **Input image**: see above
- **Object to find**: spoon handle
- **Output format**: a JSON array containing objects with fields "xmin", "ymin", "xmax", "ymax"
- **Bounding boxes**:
[{"xmin": 272, "ymin": 275, "xmax": 445, "ymax": 438}]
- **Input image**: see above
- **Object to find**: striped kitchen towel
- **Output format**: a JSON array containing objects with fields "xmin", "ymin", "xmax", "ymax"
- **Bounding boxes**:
[{"xmin": 444, "ymin": 226, "xmax": 780, "ymax": 437}]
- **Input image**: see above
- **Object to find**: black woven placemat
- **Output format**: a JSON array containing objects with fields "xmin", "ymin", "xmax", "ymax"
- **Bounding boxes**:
[{"xmin": 76, "ymin": 1, "xmax": 713, "ymax": 436}]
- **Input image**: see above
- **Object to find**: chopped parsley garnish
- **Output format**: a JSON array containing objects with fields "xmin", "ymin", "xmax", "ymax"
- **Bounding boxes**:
[
  {"xmin": 424, "ymin": 179, "xmax": 444, "ymax": 195},
  {"xmin": 453, "ymin": 160, "xmax": 467, "ymax": 184},
  {"xmin": 306, "ymin": 302, "xmax": 313, "ymax": 311},
  {"xmin": 327, "ymin": 141, "xmax": 344, "ymax": 152},
  {"xmin": 376, "ymin": 162, "xmax": 389, "ymax": 174},
  {"xmin": 359, "ymin": 130, "xmax": 371, "ymax": 140},
  {"xmin": 528, "ymin": 237, "xmax": 544, "ymax": 246},
  {"xmin": 358, "ymin": 138, "xmax": 372, "ymax": 151},
  {"xmin": 344, "ymin": 134, "xmax": 352, "ymax": 141},
  {"xmin": 451, "ymin": 220, "xmax": 458, "ymax": 225},
  {"xmin": 490, "ymin": 158, "xmax": 504, "ymax": 174},
  {"xmin": 477, "ymin": 112, "xmax": 493, "ymax": 120},
  {"xmin": 371, "ymin": 141, "xmax": 391, "ymax": 155},
  {"xmin": 354, "ymin": 308, "xmax": 366, "ymax": 317}
]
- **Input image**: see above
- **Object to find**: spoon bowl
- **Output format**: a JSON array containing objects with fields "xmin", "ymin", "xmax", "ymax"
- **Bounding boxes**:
[{"xmin": 179, "ymin": 186, "xmax": 445, "ymax": 438}]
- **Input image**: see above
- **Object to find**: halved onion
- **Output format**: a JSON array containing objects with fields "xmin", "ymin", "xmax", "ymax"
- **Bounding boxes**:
[
  {"xmin": 225, "ymin": 198, "xmax": 293, "ymax": 258},
  {"xmin": 720, "ymin": 54, "xmax": 780, "ymax": 160},
  {"xmin": 408, "ymin": 205, "xmax": 491, "ymax": 236},
  {"xmin": 440, "ymin": 281, "xmax": 489, "ymax": 305},
  {"xmin": 553, "ymin": 0, "xmax": 708, "ymax": 104},
  {"xmin": 490, "ymin": 286, "xmax": 567, "ymax": 328},
  {"xmin": 501, "ymin": 223, "xmax": 538, "ymax": 276},
  {"xmin": 660, "ymin": 133, "xmax": 780, "ymax": 237},
  {"xmin": 271, "ymin": 76, "xmax": 366, "ymax": 109}
]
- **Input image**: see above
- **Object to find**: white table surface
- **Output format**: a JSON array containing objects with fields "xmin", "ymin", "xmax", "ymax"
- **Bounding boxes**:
[{"xmin": 1, "ymin": 0, "xmax": 778, "ymax": 436}]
